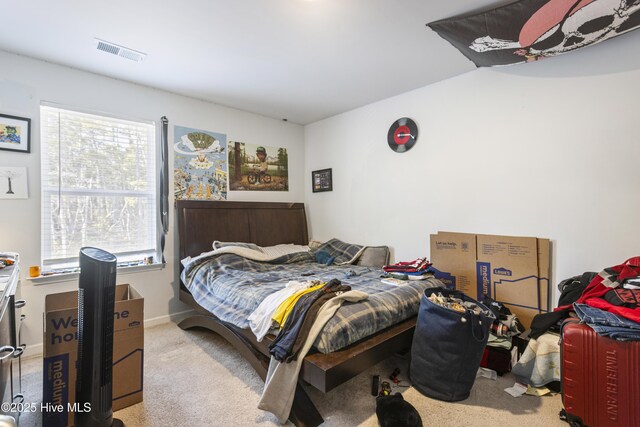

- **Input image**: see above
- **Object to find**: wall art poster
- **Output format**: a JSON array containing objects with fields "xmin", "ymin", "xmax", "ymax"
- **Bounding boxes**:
[
  {"xmin": 228, "ymin": 142, "xmax": 289, "ymax": 191},
  {"xmin": 312, "ymin": 168, "xmax": 332, "ymax": 193},
  {"xmin": 0, "ymin": 166, "xmax": 28, "ymax": 199},
  {"xmin": 429, "ymin": 0, "xmax": 640, "ymax": 67},
  {"xmin": 0, "ymin": 114, "xmax": 31, "ymax": 153},
  {"xmin": 174, "ymin": 126, "xmax": 227, "ymax": 200}
]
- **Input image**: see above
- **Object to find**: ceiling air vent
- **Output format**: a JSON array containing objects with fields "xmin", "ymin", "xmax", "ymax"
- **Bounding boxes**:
[{"xmin": 94, "ymin": 38, "xmax": 146, "ymax": 62}]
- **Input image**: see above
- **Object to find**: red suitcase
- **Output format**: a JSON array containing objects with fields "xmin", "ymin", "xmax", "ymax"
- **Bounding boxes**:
[{"xmin": 561, "ymin": 320, "xmax": 640, "ymax": 427}]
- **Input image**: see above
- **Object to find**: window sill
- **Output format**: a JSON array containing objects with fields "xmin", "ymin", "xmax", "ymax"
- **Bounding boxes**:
[{"xmin": 27, "ymin": 262, "xmax": 165, "ymax": 285}]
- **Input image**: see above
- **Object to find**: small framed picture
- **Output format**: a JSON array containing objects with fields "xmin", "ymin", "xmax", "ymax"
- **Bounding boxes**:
[
  {"xmin": 0, "ymin": 166, "xmax": 28, "ymax": 199},
  {"xmin": 312, "ymin": 168, "xmax": 332, "ymax": 193},
  {"xmin": 0, "ymin": 113, "xmax": 31, "ymax": 153}
]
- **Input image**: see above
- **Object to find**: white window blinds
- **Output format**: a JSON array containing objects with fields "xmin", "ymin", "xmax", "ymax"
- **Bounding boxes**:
[{"xmin": 40, "ymin": 104, "xmax": 157, "ymax": 268}]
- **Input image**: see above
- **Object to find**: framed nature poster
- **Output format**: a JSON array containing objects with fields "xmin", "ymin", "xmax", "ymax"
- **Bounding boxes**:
[
  {"xmin": 174, "ymin": 126, "xmax": 227, "ymax": 200},
  {"xmin": 228, "ymin": 142, "xmax": 289, "ymax": 191}
]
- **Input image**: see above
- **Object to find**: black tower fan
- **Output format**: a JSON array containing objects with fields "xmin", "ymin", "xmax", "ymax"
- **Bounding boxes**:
[{"xmin": 75, "ymin": 247, "xmax": 124, "ymax": 427}]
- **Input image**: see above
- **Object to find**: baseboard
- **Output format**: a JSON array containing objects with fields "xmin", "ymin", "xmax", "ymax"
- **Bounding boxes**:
[
  {"xmin": 23, "ymin": 343, "xmax": 44, "ymax": 359},
  {"xmin": 144, "ymin": 309, "xmax": 194, "ymax": 328},
  {"xmin": 23, "ymin": 309, "xmax": 195, "ymax": 360}
]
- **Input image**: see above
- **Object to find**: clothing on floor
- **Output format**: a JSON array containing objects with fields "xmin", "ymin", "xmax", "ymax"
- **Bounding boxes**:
[
  {"xmin": 248, "ymin": 280, "xmax": 319, "ymax": 341},
  {"xmin": 483, "ymin": 295, "xmax": 511, "ymax": 320},
  {"xmin": 258, "ymin": 290, "xmax": 369, "ymax": 424},
  {"xmin": 482, "ymin": 302, "xmax": 519, "ymax": 375},
  {"xmin": 487, "ymin": 333, "xmax": 512, "ymax": 350},
  {"xmin": 511, "ymin": 332, "xmax": 561, "ymax": 387},
  {"xmin": 482, "ymin": 295, "xmax": 525, "ymax": 338},
  {"xmin": 480, "ymin": 345, "xmax": 512, "ymax": 375}
]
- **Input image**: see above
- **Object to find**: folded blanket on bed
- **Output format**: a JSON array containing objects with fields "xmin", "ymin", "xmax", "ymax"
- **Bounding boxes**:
[
  {"xmin": 182, "ymin": 238, "xmax": 365, "ymax": 272},
  {"xmin": 181, "ymin": 245, "xmax": 310, "ymax": 272}
]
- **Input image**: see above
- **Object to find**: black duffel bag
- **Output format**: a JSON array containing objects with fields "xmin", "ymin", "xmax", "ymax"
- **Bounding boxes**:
[{"xmin": 409, "ymin": 287, "xmax": 495, "ymax": 402}]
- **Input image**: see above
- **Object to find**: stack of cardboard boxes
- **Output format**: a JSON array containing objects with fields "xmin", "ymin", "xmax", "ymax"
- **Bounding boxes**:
[
  {"xmin": 430, "ymin": 232, "xmax": 550, "ymax": 327},
  {"xmin": 43, "ymin": 284, "xmax": 144, "ymax": 427}
]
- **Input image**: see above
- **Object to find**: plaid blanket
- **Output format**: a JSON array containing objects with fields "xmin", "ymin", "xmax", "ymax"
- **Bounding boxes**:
[
  {"xmin": 182, "ymin": 240, "xmax": 442, "ymax": 353},
  {"xmin": 314, "ymin": 238, "xmax": 365, "ymax": 265}
]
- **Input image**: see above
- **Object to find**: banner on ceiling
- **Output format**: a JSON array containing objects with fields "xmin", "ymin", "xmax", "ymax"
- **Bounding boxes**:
[{"xmin": 428, "ymin": 0, "xmax": 640, "ymax": 67}]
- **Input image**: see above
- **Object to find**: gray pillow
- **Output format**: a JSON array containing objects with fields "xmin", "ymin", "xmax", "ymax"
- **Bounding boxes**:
[{"xmin": 356, "ymin": 246, "xmax": 390, "ymax": 267}]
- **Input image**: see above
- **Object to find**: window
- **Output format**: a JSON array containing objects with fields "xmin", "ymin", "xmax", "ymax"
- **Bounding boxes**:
[{"xmin": 40, "ymin": 104, "xmax": 157, "ymax": 269}]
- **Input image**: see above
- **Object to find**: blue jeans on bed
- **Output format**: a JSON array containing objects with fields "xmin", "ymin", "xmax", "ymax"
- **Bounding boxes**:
[{"xmin": 573, "ymin": 303, "xmax": 640, "ymax": 341}]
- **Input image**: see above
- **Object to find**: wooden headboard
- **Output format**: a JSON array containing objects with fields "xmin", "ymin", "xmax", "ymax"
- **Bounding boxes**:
[{"xmin": 176, "ymin": 200, "xmax": 309, "ymax": 262}]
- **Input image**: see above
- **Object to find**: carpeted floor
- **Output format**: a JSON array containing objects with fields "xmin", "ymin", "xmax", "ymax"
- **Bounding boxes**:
[{"xmin": 19, "ymin": 322, "xmax": 566, "ymax": 426}]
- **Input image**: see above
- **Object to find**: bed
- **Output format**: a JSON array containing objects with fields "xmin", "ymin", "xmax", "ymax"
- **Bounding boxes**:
[{"xmin": 176, "ymin": 200, "xmax": 439, "ymax": 426}]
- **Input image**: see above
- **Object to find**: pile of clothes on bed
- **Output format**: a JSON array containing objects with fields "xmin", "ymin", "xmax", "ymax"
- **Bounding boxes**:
[
  {"xmin": 383, "ymin": 257, "xmax": 432, "ymax": 280},
  {"xmin": 249, "ymin": 278, "xmax": 352, "ymax": 361}
]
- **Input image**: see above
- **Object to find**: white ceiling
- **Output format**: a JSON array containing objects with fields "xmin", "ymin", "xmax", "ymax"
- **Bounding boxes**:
[{"xmin": 0, "ymin": 0, "xmax": 634, "ymax": 124}]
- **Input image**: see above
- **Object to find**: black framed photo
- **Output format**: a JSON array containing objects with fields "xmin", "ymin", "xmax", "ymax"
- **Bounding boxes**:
[
  {"xmin": 0, "ymin": 114, "xmax": 31, "ymax": 153},
  {"xmin": 312, "ymin": 168, "xmax": 332, "ymax": 193}
]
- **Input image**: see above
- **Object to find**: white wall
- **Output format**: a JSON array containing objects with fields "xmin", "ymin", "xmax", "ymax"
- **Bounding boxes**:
[
  {"xmin": 3, "ymin": 39, "xmax": 640, "ymax": 352},
  {"xmin": 305, "ymin": 48, "xmax": 640, "ymax": 303},
  {"xmin": 0, "ymin": 50, "xmax": 305, "ymax": 353}
]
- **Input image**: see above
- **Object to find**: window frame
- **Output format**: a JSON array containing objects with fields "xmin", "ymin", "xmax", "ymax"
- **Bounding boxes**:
[{"xmin": 39, "ymin": 101, "xmax": 160, "ymax": 271}]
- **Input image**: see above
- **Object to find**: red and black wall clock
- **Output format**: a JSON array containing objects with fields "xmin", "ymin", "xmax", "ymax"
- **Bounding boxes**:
[{"xmin": 388, "ymin": 117, "xmax": 418, "ymax": 153}]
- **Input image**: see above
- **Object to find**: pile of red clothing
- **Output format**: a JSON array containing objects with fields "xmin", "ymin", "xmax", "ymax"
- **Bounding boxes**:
[
  {"xmin": 529, "ymin": 257, "xmax": 640, "ymax": 340},
  {"xmin": 556, "ymin": 256, "xmax": 640, "ymax": 323},
  {"xmin": 383, "ymin": 257, "xmax": 432, "ymax": 278}
]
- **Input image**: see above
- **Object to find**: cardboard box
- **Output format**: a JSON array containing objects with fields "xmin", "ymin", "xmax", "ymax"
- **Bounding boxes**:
[
  {"xmin": 43, "ymin": 284, "xmax": 144, "ymax": 427},
  {"xmin": 476, "ymin": 234, "xmax": 550, "ymax": 327},
  {"xmin": 430, "ymin": 232, "xmax": 550, "ymax": 327},
  {"xmin": 429, "ymin": 232, "xmax": 477, "ymax": 295}
]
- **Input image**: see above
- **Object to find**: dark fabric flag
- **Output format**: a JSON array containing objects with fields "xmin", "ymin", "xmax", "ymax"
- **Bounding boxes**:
[{"xmin": 428, "ymin": 0, "xmax": 640, "ymax": 67}]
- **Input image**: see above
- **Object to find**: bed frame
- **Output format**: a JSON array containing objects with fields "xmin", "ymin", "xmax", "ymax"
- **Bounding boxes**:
[{"xmin": 176, "ymin": 200, "xmax": 416, "ymax": 427}]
